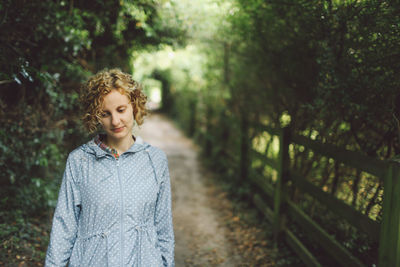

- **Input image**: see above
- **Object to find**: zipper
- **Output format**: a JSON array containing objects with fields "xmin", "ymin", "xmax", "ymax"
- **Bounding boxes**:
[{"xmin": 116, "ymin": 158, "xmax": 125, "ymax": 266}]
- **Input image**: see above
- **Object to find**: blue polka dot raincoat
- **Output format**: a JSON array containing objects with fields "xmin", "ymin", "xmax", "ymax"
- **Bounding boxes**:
[{"xmin": 45, "ymin": 136, "xmax": 175, "ymax": 266}]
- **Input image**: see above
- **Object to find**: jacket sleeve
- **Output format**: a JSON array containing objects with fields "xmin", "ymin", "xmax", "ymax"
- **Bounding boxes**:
[
  {"xmin": 45, "ymin": 154, "xmax": 81, "ymax": 267},
  {"xmin": 154, "ymin": 158, "xmax": 175, "ymax": 267}
]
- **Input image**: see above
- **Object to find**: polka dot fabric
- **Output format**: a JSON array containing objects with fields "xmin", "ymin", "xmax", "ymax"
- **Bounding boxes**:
[{"xmin": 45, "ymin": 136, "xmax": 175, "ymax": 267}]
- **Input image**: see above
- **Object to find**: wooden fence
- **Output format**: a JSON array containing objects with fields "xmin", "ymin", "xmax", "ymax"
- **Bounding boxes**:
[{"xmin": 248, "ymin": 125, "xmax": 400, "ymax": 266}]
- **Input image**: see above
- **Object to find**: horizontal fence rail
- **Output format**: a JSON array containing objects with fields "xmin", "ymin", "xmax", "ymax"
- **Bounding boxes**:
[
  {"xmin": 291, "ymin": 134, "xmax": 389, "ymax": 179},
  {"xmin": 248, "ymin": 125, "xmax": 400, "ymax": 267}
]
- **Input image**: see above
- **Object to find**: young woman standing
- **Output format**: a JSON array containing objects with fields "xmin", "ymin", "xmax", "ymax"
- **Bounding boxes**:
[{"xmin": 45, "ymin": 69, "xmax": 175, "ymax": 267}]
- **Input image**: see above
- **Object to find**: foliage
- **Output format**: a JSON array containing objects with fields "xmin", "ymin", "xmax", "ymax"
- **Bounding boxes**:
[{"xmin": 226, "ymin": 0, "xmax": 400, "ymax": 158}]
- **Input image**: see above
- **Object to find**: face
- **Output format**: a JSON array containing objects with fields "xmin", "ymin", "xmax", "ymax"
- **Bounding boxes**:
[{"xmin": 99, "ymin": 89, "xmax": 134, "ymax": 144}]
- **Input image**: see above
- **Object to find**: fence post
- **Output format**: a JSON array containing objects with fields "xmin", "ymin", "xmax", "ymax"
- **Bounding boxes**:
[
  {"xmin": 379, "ymin": 161, "xmax": 400, "ymax": 266},
  {"xmin": 273, "ymin": 126, "xmax": 291, "ymax": 244},
  {"xmin": 204, "ymin": 105, "xmax": 213, "ymax": 157},
  {"xmin": 188, "ymin": 96, "xmax": 197, "ymax": 137},
  {"xmin": 240, "ymin": 113, "xmax": 249, "ymax": 183}
]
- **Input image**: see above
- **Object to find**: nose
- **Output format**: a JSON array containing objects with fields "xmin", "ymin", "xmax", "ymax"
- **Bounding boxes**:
[{"xmin": 111, "ymin": 113, "xmax": 121, "ymax": 127}]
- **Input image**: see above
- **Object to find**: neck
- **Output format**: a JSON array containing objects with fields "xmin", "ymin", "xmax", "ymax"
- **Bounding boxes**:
[{"xmin": 105, "ymin": 135, "xmax": 135, "ymax": 155}]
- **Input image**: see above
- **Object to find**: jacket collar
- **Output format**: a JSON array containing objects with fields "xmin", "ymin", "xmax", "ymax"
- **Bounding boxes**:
[{"xmin": 83, "ymin": 135, "xmax": 150, "ymax": 159}]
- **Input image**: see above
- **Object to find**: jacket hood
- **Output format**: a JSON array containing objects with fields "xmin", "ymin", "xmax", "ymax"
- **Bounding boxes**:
[{"xmin": 81, "ymin": 135, "xmax": 150, "ymax": 158}]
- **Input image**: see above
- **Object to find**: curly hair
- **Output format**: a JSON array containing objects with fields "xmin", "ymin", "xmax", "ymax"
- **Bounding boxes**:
[{"xmin": 80, "ymin": 68, "xmax": 148, "ymax": 133}]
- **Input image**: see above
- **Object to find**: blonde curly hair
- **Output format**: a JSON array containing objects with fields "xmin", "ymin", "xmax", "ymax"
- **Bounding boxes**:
[{"xmin": 80, "ymin": 68, "xmax": 148, "ymax": 133}]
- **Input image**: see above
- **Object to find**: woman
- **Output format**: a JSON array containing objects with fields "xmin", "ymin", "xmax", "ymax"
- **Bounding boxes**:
[{"xmin": 45, "ymin": 69, "xmax": 175, "ymax": 267}]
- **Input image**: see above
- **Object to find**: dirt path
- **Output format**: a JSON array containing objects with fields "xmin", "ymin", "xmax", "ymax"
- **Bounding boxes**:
[{"xmin": 135, "ymin": 113, "xmax": 242, "ymax": 266}]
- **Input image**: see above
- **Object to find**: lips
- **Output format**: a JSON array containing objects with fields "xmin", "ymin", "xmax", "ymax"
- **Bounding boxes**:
[{"xmin": 112, "ymin": 126, "xmax": 125, "ymax": 133}]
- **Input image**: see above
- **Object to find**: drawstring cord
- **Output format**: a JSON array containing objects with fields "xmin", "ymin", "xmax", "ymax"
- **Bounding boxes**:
[
  {"xmin": 134, "ymin": 224, "xmax": 151, "ymax": 266},
  {"xmin": 100, "ymin": 232, "xmax": 109, "ymax": 267}
]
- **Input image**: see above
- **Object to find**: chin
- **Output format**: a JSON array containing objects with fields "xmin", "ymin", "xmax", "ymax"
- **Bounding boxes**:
[
  {"xmin": 114, "ymin": 132, "xmax": 127, "ymax": 138},
  {"xmin": 110, "ymin": 128, "xmax": 132, "ymax": 139}
]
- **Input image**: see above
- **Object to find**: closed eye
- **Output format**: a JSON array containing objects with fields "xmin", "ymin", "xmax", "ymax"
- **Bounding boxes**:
[{"xmin": 101, "ymin": 111, "xmax": 110, "ymax": 117}]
